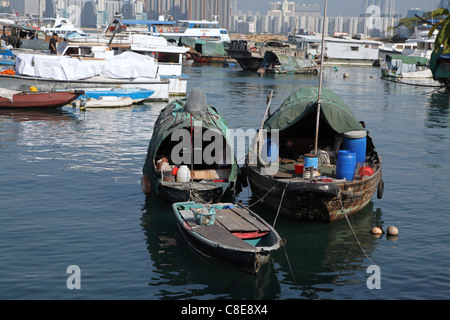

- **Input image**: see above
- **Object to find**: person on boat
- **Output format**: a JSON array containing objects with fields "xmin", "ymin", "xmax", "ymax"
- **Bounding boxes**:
[
  {"xmin": 49, "ymin": 33, "xmax": 58, "ymax": 54},
  {"xmin": 281, "ymin": 137, "xmax": 296, "ymax": 160}
]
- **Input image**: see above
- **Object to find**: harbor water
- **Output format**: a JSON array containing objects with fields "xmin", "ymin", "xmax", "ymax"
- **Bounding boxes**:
[{"xmin": 0, "ymin": 63, "xmax": 449, "ymax": 300}]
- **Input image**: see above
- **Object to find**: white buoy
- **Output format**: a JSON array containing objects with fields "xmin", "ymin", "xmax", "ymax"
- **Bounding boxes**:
[
  {"xmin": 387, "ymin": 226, "xmax": 399, "ymax": 236},
  {"xmin": 343, "ymin": 72, "xmax": 349, "ymax": 79}
]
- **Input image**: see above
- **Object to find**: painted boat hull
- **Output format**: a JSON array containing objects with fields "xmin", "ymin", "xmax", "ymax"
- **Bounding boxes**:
[
  {"xmin": 0, "ymin": 90, "xmax": 84, "ymax": 108},
  {"xmin": 81, "ymin": 89, "xmax": 155, "ymax": 102},
  {"xmin": 245, "ymin": 161, "xmax": 382, "ymax": 223}
]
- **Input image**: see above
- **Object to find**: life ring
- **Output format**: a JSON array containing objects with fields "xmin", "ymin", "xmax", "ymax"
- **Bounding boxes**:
[
  {"xmin": 167, "ymin": 27, "xmax": 172, "ymax": 32},
  {"xmin": 249, "ymin": 47, "xmax": 257, "ymax": 52},
  {"xmin": 377, "ymin": 179, "xmax": 384, "ymax": 199},
  {"xmin": 174, "ymin": 27, "xmax": 180, "ymax": 33}
]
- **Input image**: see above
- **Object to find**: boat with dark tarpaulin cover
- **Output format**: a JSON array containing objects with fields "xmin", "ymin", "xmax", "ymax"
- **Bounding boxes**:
[{"xmin": 141, "ymin": 88, "xmax": 241, "ymax": 203}]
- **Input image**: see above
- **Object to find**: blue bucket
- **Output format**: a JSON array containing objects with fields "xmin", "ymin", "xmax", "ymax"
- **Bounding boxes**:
[
  {"xmin": 304, "ymin": 153, "xmax": 318, "ymax": 169},
  {"xmin": 336, "ymin": 150, "xmax": 356, "ymax": 180},
  {"xmin": 343, "ymin": 131, "xmax": 367, "ymax": 165},
  {"xmin": 261, "ymin": 138, "xmax": 279, "ymax": 163}
]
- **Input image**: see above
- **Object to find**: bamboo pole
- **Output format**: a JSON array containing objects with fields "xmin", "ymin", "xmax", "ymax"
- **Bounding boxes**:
[{"xmin": 314, "ymin": 0, "xmax": 328, "ymax": 155}]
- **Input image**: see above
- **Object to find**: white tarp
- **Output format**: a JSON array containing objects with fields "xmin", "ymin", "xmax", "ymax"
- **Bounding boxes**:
[
  {"xmin": 15, "ymin": 51, "xmax": 158, "ymax": 81},
  {"xmin": 0, "ymin": 88, "xmax": 21, "ymax": 100}
]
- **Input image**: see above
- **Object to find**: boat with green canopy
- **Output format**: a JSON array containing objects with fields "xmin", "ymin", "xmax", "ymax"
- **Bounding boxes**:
[
  {"xmin": 245, "ymin": 87, "xmax": 383, "ymax": 222},
  {"xmin": 381, "ymin": 54, "xmax": 432, "ymax": 78},
  {"xmin": 141, "ymin": 88, "xmax": 241, "ymax": 203}
]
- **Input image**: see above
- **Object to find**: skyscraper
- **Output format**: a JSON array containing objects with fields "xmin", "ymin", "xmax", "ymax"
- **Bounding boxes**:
[{"xmin": 362, "ymin": 0, "xmax": 395, "ymax": 17}]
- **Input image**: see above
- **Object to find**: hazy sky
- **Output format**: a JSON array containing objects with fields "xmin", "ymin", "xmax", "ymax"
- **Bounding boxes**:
[{"xmin": 238, "ymin": 0, "xmax": 438, "ymax": 17}]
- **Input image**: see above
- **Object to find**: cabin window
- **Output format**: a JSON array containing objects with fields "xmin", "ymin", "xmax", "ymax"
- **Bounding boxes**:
[
  {"xmin": 157, "ymin": 52, "xmax": 179, "ymax": 63},
  {"xmin": 220, "ymin": 30, "xmax": 228, "ymax": 34},
  {"xmin": 211, "ymin": 24, "xmax": 218, "ymax": 29},
  {"xmin": 350, "ymin": 46, "xmax": 359, "ymax": 51}
]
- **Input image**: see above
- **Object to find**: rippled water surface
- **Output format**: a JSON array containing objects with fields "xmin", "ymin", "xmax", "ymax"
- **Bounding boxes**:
[{"xmin": 0, "ymin": 64, "xmax": 449, "ymax": 300}]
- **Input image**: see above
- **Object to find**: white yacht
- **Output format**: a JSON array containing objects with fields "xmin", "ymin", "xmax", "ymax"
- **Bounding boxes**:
[
  {"xmin": 404, "ymin": 24, "xmax": 437, "ymax": 59},
  {"xmin": 122, "ymin": 17, "xmax": 231, "ymax": 43},
  {"xmin": 40, "ymin": 17, "xmax": 86, "ymax": 37}
]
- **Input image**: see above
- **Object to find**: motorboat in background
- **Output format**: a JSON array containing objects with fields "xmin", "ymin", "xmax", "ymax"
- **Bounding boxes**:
[
  {"xmin": 122, "ymin": 17, "xmax": 231, "ymax": 43},
  {"xmin": 40, "ymin": 16, "xmax": 86, "ymax": 37}
]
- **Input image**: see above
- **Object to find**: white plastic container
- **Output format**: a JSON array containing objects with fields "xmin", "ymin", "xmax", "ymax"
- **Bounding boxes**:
[{"xmin": 176, "ymin": 165, "xmax": 191, "ymax": 182}]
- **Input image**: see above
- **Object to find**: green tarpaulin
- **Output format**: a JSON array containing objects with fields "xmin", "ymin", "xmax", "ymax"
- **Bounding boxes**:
[
  {"xmin": 263, "ymin": 87, "xmax": 365, "ymax": 134},
  {"xmin": 386, "ymin": 54, "xmax": 429, "ymax": 66}
]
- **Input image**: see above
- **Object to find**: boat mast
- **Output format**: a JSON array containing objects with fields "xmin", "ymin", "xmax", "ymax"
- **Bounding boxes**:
[{"xmin": 314, "ymin": 0, "xmax": 328, "ymax": 154}]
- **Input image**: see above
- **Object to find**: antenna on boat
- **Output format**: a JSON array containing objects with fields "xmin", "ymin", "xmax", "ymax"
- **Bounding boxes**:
[{"xmin": 314, "ymin": 0, "xmax": 328, "ymax": 155}]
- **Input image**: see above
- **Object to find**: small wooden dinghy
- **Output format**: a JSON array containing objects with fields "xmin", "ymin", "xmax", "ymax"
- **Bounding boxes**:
[{"xmin": 172, "ymin": 201, "xmax": 282, "ymax": 274}]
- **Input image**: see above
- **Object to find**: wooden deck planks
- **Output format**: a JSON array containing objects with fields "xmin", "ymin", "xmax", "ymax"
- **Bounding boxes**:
[
  {"xmin": 215, "ymin": 207, "xmax": 270, "ymax": 233},
  {"xmin": 193, "ymin": 224, "xmax": 255, "ymax": 250}
]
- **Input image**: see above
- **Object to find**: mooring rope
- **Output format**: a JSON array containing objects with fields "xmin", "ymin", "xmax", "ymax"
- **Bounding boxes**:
[
  {"xmin": 340, "ymin": 200, "xmax": 375, "ymax": 265},
  {"xmin": 272, "ymin": 182, "xmax": 289, "ymax": 228},
  {"xmin": 380, "ymin": 76, "xmax": 447, "ymax": 89}
]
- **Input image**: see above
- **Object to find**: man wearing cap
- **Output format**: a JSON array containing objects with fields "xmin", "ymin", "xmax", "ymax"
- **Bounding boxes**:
[{"xmin": 49, "ymin": 33, "xmax": 58, "ymax": 54}]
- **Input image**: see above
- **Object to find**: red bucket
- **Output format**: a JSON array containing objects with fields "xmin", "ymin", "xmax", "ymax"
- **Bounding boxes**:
[
  {"xmin": 295, "ymin": 164, "xmax": 304, "ymax": 174},
  {"xmin": 359, "ymin": 166, "xmax": 374, "ymax": 178}
]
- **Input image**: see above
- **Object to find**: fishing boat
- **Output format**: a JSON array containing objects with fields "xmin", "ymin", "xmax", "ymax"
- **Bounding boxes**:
[
  {"xmin": 381, "ymin": 54, "xmax": 432, "ymax": 78},
  {"xmin": 245, "ymin": 87, "xmax": 383, "ymax": 222},
  {"xmin": 171, "ymin": 201, "xmax": 282, "ymax": 274},
  {"xmin": 225, "ymin": 40, "xmax": 264, "ymax": 71},
  {"xmin": 257, "ymin": 50, "xmax": 318, "ymax": 74},
  {"xmin": 141, "ymin": 88, "xmax": 241, "ymax": 203},
  {"xmin": 0, "ymin": 88, "xmax": 84, "ymax": 108}
]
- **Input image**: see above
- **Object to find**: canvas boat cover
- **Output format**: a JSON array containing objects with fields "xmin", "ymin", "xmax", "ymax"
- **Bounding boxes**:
[
  {"xmin": 182, "ymin": 38, "xmax": 226, "ymax": 56},
  {"xmin": 14, "ymin": 51, "xmax": 158, "ymax": 81},
  {"xmin": 263, "ymin": 87, "xmax": 365, "ymax": 134},
  {"xmin": 263, "ymin": 51, "xmax": 317, "ymax": 73},
  {"xmin": 386, "ymin": 54, "xmax": 429, "ymax": 76}
]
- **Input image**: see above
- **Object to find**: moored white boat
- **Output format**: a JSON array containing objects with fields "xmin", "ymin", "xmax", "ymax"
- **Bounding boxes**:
[
  {"xmin": 0, "ymin": 51, "xmax": 170, "ymax": 101},
  {"xmin": 122, "ymin": 17, "xmax": 231, "ymax": 43}
]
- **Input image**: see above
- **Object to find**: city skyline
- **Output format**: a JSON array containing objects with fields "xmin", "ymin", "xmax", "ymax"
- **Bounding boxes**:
[{"xmin": 239, "ymin": 0, "xmax": 441, "ymax": 17}]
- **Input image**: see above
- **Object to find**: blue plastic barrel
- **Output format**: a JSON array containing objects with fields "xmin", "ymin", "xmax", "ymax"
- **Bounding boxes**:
[
  {"xmin": 343, "ymin": 130, "xmax": 367, "ymax": 165},
  {"xmin": 336, "ymin": 150, "xmax": 356, "ymax": 181},
  {"xmin": 304, "ymin": 153, "xmax": 318, "ymax": 169},
  {"xmin": 261, "ymin": 138, "xmax": 279, "ymax": 163}
]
